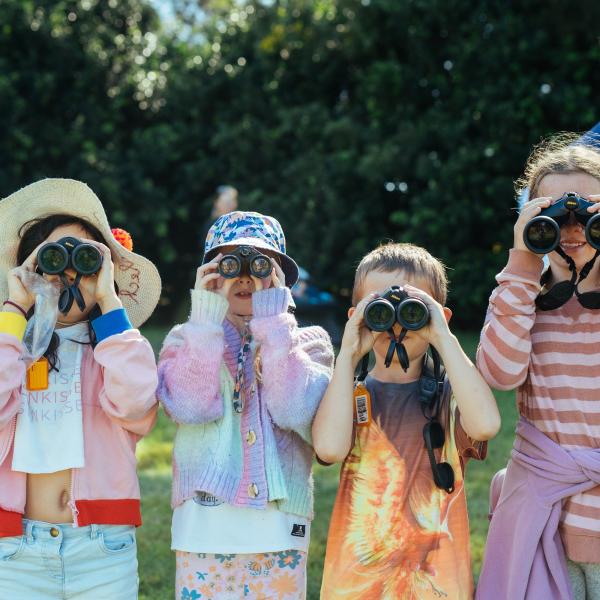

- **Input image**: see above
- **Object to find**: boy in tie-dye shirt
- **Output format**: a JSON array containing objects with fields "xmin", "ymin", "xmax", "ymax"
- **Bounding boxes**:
[{"xmin": 313, "ymin": 242, "xmax": 500, "ymax": 599}]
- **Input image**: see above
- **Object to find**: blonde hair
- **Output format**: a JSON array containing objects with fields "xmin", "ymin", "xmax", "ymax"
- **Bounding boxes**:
[
  {"xmin": 352, "ymin": 242, "xmax": 448, "ymax": 306},
  {"xmin": 516, "ymin": 132, "xmax": 600, "ymax": 199}
]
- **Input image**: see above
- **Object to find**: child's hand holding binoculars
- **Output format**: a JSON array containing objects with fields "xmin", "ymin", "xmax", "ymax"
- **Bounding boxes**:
[
  {"xmin": 339, "ymin": 293, "xmax": 382, "ymax": 367},
  {"xmin": 400, "ymin": 284, "xmax": 451, "ymax": 347}
]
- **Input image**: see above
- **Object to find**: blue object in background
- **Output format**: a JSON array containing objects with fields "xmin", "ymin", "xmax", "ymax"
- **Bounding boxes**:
[
  {"xmin": 292, "ymin": 267, "xmax": 336, "ymax": 311},
  {"xmin": 575, "ymin": 121, "xmax": 600, "ymax": 150},
  {"xmin": 292, "ymin": 267, "xmax": 341, "ymax": 343}
]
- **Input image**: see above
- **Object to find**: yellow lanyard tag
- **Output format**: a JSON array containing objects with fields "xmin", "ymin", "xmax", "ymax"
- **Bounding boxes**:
[
  {"xmin": 26, "ymin": 357, "xmax": 49, "ymax": 391},
  {"xmin": 354, "ymin": 382, "xmax": 372, "ymax": 426}
]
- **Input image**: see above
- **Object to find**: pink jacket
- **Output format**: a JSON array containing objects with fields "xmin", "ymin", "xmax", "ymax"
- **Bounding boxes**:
[{"xmin": 0, "ymin": 330, "xmax": 158, "ymax": 537}]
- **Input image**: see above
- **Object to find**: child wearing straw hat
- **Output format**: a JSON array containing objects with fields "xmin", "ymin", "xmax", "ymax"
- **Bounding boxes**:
[
  {"xmin": 0, "ymin": 178, "xmax": 161, "ymax": 599},
  {"xmin": 158, "ymin": 211, "xmax": 334, "ymax": 599}
]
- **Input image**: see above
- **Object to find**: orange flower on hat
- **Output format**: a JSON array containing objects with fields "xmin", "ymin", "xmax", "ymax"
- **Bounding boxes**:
[{"xmin": 112, "ymin": 228, "xmax": 133, "ymax": 252}]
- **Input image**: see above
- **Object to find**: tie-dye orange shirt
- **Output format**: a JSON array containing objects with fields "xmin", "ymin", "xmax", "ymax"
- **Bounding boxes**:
[{"xmin": 320, "ymin": 376, "xmax": 486, "ymax": 600}]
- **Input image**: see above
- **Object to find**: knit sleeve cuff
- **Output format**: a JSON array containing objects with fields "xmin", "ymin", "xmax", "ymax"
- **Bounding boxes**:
[
  {"xmin": 0, "ymin": 311, "xmax": 27, "ymax": 341},
  {"xmin": 190, "ymin": 289, "xmax": 229, "ymax": 324},
  {"xmin": 92, "ymin": 308, "xmax": 133, "ymax": 343},
  {"xmin": 252, "ymin": 287, "xmax": 292, "ymax": 318},
  {"xmin": 501, "ymin": 249, "xmax": 544, "ymax": 283}
]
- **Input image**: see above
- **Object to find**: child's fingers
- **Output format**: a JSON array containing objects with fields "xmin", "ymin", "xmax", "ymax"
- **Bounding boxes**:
[
  {"xmin": 95, "ymin": 244, "xmax": 114, "ymax": 272},
  {"xmin": 520, "ymin": 196, "xmax": 553, "ymax": 217},
  {"xmin": 527, "ymin": 196, "xmax": 554, "ymax": 205},
  {"xmin": 196, "ymin": 271, "xmax": 220, "ymax": 290},
  {"xmin": 196, "ymin": 264, "xmax": 219, "ymax": 280},
  {"xmin": 220, "ymin": 277, "xmax": 236, "ymax": 296},
  {"xmin": 197, "ymin": 258, "xmax": 221, "ymax": 276},
  {"xmin": 80, "ymin": 238, "xmax": 111, "ymax": 255},
  {"xmin": 251, "ymin": 275, "xmax": 266, "ymax": 291},
  {"xmin": 270, "ymin": 259, "xmax": 285, "ymax": 287},
  {"xmin": 352, "ymin": 293, "xmax": 378, "ymax": 321},
  {"xmin": 587, "ymin": 195, "xmax": 600, "ymax": 212},
  {"xmin": 402, "ymin": 284, "xmax": 433, "ymax": 303}
]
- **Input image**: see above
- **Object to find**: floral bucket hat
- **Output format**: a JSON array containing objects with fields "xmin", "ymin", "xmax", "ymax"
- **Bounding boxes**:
[{"xmin": 203, "ymin": 211, "xmax": 299, "ymax": 287}]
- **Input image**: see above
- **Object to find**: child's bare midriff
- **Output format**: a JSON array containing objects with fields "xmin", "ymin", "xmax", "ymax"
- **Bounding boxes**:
[{"xmin": 25, "ymin": 470, "xmax": 73, "ymax": 523}]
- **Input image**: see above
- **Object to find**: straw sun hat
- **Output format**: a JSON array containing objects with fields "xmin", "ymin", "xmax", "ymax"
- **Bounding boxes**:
[{"xmin": 0, "ymin": 178, "xmax": 161, "ymax": 328}]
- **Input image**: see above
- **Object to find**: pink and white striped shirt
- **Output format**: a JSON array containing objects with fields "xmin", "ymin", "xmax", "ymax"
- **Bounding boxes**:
[{"xmin": 477, "ymin": 248, "xmax": 600, "ymax": 563}]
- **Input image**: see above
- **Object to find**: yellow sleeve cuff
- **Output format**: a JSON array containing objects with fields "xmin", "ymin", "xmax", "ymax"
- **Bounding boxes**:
[{"xmin": 0, "ymin": 311, "xmax": 27, "ymax": 341}]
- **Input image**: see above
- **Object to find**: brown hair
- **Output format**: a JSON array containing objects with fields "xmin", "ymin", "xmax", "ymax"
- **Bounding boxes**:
[
  {"xmin": 516, "ymin": 132, "xmax": 600, "ymax": 199},
  {"xmin": 352, "ymin": 242, "xmax": 448, "ymax": 305}
]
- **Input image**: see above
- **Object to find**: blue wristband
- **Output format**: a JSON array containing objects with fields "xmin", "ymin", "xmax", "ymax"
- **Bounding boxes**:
[{"xmin": 91, "ymin": 308, "xmax": 132, "ymax": 343}]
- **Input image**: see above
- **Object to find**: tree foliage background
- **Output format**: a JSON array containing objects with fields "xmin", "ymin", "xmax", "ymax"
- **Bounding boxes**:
[{"xmin": 1, "ymin": 0, "xmax": 600, "ymax": 326}]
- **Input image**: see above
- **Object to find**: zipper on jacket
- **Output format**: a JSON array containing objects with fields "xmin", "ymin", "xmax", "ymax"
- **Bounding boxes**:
[
  {"xmin": 0, "ymin": 415, "xmax": 17, "ymax": 467},
  {"xmin": 68, "ymin": 469, "xmax": 79, "ymax": 527}
]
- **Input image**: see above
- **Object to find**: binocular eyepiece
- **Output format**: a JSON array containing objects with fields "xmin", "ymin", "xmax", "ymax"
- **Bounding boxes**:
[
  {"xmin": 523, "ymin": 192, "xmax": 600, "ymax": 254},
  {"xmin": 363, "ymin": 286, "xmax": 430, "ymax": 332},
  {"xmin": 218, "ymin": 246, "xmax": 273, "ymax": 279},
  {"xmin": 37, "ymin": 237, "xmax": 103, "ymax": 314}
]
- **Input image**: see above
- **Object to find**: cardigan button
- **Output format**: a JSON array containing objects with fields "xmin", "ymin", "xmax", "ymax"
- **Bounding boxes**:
[
  {"xmin": 246, "ymin": 430, "xmax": 257, "ymax": 446},
  {"xmin": 248, "ymin": 483, "xmax": 259, "ymax": 498},
  {"xmin": 50, "ymin": 527, "xmax": 60, "ymax": 538}
]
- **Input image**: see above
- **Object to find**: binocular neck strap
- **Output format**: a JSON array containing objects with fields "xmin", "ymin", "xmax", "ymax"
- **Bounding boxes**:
[
  {"xmin": 356, "ymin": 327, "xmax": 413, "ymax": 381},
  {"xmin": 553, "ymin": 247, "xmax": 600, "ymax": 298},
  {"xmin": 575, "ymin": 251, "xmax": 600, "ymax": 292},
  {"xmin": 358, "ymin": 354, "xmax": 369, "ymax": 383},
  {"xmin": 58, "ymin": 273, "xmax": 87, "ymax": 315},
  {"xmin": 554, "ymin": 246, "xmax": 578, "ymax": 283},
  {"xmin": 384, "ymin": 328, "xmax": 408, "ymax": 370},
  {"xmin": 429, "ymin": 346, "xmax": 442, "ymax": 383},
  {"xmin": 72, "ymin": 273, "xmax": 87, "ymax": 312},
  {"xmin": 420, "ymin": 347, "xmax": 445, "ymax": 419}
]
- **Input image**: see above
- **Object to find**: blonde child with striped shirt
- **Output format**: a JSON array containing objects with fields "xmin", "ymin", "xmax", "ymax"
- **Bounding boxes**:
[{"xmin": 476, "ymin": 135, "xmax": 600, "ymax": 600}]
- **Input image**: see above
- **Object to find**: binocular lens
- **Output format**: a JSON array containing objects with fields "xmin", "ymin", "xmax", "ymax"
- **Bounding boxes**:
[
  {"xmin": 364, "ymin": 301, "xmax": 396, "ymax": 332},
  {"xmin": 38, "ymin": 245, "xmax": 68, "ymax": 274},
  {"xmin": 397, "ymin": 299, "xmax": 429, "ymax": 329},
  {"xmin": 250, "ymin": 256, "xmax": 272, "ymax": 278},
  {"xmin": 72, "ymin": 245, "xmax": 102, "ymax": 275},
  {"xmin": 219, "ymin": 256, "xmax": 240, "ymax": 278},
  {"xmin": 587, "ymin": 215, "xmax": 600, "ymax": 250},
  {"xmin": 524, "ymin": 218, "xmax": 559, "ymax": 253}
]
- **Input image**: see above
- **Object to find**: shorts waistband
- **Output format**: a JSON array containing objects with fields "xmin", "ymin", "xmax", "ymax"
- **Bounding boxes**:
[{"xmin": 22, "ymin": 519, "xmax": 131, "ymax": 542}]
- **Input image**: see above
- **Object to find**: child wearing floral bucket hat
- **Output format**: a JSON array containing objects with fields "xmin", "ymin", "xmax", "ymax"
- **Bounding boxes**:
[
  {"xmin": 0, "ymin": 178, "xmax": 161, "ymax": 599},
  {"xmin": 158, "ymin": 211, "xmax": 334, "ymax": 599}
]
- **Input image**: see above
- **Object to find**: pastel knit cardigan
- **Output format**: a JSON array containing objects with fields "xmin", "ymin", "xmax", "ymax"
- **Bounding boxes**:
[{"xmin": 157, "ymin": 287, "xmax": 334, "ymax": 519}]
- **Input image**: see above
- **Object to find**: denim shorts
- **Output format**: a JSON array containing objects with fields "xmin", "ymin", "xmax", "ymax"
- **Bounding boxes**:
[{"xmin": 0, "ymin": 519, "xmax": 138, "ymax": 599}]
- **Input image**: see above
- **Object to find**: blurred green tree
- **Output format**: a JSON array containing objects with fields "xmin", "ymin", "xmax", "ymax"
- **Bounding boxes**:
[{"xmin": 2, "ymin": 0, "xmax": 600, "ymax": 324}]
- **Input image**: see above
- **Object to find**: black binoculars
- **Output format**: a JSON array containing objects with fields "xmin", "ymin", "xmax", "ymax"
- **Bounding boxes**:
[
  {"xmin": 363, "ymin": 286, "xmax": 430, "ymax": 332},
  {"xmin": 523, "ymin": 192, "xmax": 600, "ymax": 254},
  {"xmin": 218, "ymin": 246, "xmax": 273, "ymax": 279},
  {"xmin": 37, "ymin": 237, "xmax": 103, "ymax": 314},
  {"xmin": 38, "ymin": 237, "xmax": 103, "ymax": 277}
]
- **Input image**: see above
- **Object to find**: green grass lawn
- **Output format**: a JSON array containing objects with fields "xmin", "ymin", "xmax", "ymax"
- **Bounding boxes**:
[{"xmin": 136, "ymin": 327, "xmax": 519, "ymax": 600}]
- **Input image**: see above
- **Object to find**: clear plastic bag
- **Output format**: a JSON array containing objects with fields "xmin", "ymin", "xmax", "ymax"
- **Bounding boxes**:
[{"xmin": 17, "ymin": 269, "xmax": 60, "ymax": 366}]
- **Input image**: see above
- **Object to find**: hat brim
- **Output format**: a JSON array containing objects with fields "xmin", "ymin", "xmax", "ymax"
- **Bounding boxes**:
[
  {"xmin": 0, "ymin": 179, "xmax": 161, "ymax": 328},
  {"xmin": 204, "ymin": 238, "xmax": 299, "ymax": 287}
]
